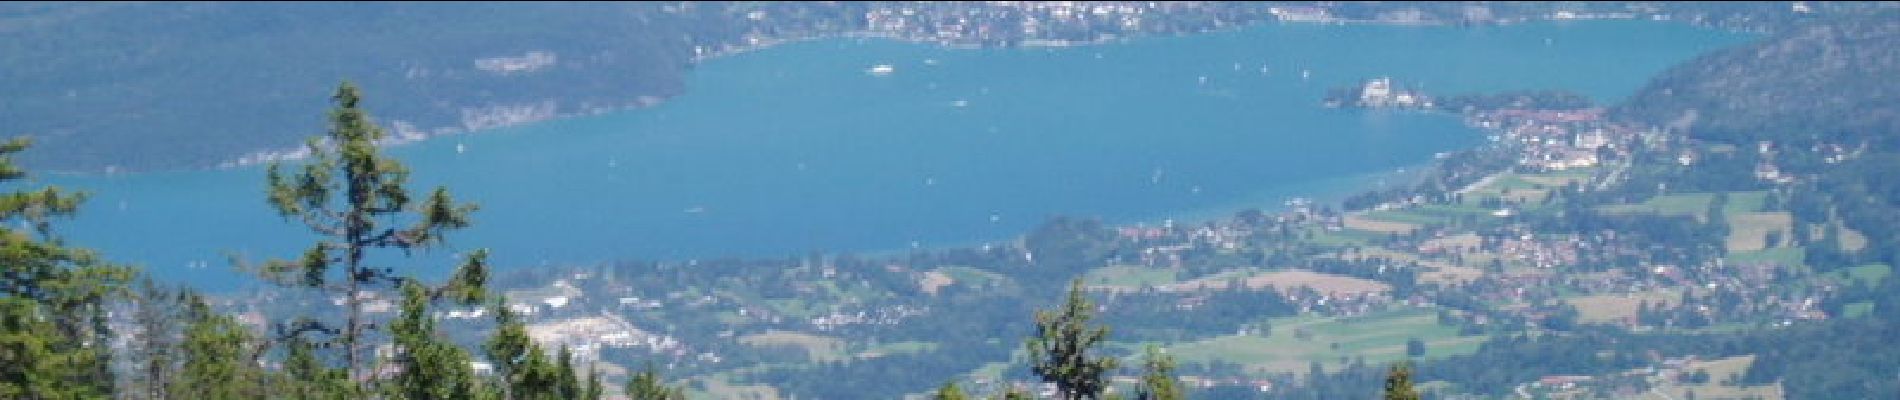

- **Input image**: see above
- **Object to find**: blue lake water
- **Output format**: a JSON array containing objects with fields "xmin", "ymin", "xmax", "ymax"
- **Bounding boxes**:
[{"xmin": 37, "ymin": 21, "xmax": 1751, "ymax": 290}]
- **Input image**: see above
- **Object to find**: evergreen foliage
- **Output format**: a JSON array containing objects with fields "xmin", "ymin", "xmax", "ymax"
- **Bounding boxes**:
[
  {"xmin": 932, "ymin": 380, "xmax": 970, "ymax": 400},
  {"xmin": 624, "ymin": 362, "xmax": 687, "ymax": 400},
  {"xmin": 253, "ymin": 81, "xmax": 489, "ymax": 389},
  {"xmin": 1026, "ymin": 279, "xmax": 1119, "ymax": 400},
  {"xmin": 1134, "ymin": 346, "xmax": 1183, "ymax": 400},
  {"xmin": 390, "ymin": 282, "xmax": 481, "ymax": 400},
  {"xmin": 1383, "ymin": 362, "xmax": 1421, "ymax": 400},
  {"xmin": 175, "ymin": 292, "xmax": 266, "ymax": 399},
  {"xmin": 0, "ymin": 137, "xmax": 134, "ymax": 399}
]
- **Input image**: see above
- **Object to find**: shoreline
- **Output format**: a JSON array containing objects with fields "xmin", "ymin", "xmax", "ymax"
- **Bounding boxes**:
[{"xmin": 50, "ymin": 17, "xmax": 1710, "ymax": 178}]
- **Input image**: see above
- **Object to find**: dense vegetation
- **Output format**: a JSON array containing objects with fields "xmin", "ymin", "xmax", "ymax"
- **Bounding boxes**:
[{"xmin": 9, "ymin": 2, "xmax": 1900, "ymax": 400}]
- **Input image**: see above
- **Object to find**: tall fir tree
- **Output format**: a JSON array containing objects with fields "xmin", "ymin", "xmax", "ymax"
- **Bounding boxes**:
[
  {"xmin": 555, "ymin": 346, "xmax": 580, "ymax": 398},
  {"xmin": 122, "ymin": 278, "xmax": 185, "ymax": 400},
  {"xmin": 624, "ymin": 362, "xmax": 687, "ymax": 400},
  {"xmin": 1026, "ymin": 279, "xmax": 1119, "ymax": 400},
  {"xmin": 0, "ymin": 137, "xmax": 134, "ymax": 399},
  {"xmin": 932, "ymin": 380, "xmax": 970, "ymax": 400},
  {"xmin": 1383, "ymin": 362, "xmax": 1421, "ymax": 400},
  {"xmin": 389, "ymin": 282, "xmax": 481, "ymax": 400},
  {"xmin": 1135, "ymin": 345, "xmax": 1184, "ymax": 400},
  {"xmin": 174, "ymin": 292, "xmax": 266, "ymax": 399},
  {"xmin": 254, "ymin": 82, "xmax": 489, "ymax": 389},
  {"xmin": 485, "ymin": 298, "xmax": 561, "ymax": 399},
  {"xmin": 281, "ymin": 335, "xmax": 353, "ymax": 400},
  {"xmin": 581, "ymin": 366, "xmax": 604, "ymax": 400}
]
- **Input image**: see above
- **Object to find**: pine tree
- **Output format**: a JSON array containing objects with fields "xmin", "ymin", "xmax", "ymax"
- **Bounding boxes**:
[
  {"xmin": 555, "ymin": 346, "xmax": 581, "ymax": 398},
  {"xmin": 1383, "ymin": 362, "xmax": 1421, "ymax": 400},
  {"xmin": 582, "ymin": 366, "xmax": 604, "ymax": 400},
  {"xmin": 254, "ymin": 82, "xmax": 489, "ymax": 388},
  {"xmin": 1026, "ymin": 279, "xmax": 1119, "ymax": 400},
  {"xmin": 485, "ymin": 298, "xmax": 563, "ymax": 399},
  {"xmin": 0, "ymin": 137, "xmax": 135, "ymax": 399},
  {"xmin": 281, "ymin": 336, "xmax": 352, "ymax": 400},
  {"xmin": 174, "ymin": 292, "xmax": 265, "ymax": 399},
  {"xmin": 1134, "ymin": 346, "xmax": 1183, "ymax": 400},
  {"xmin": 932, "ymin": 380, "xmax": 970, "ymax": 400},
  {"xmin": 624, "ymin": 362, "xmax": 687, "ymax": 400},
  {"xmin": 123, "ymin": 278, "xmax": 185, "ymax": 400},
  {"xmin": 514, "ymin": 346, "xmax": 564, "ymax": 400},
  {"xmin": 390, "ymin": 282, "xmax": 480, "ymax": 400}
]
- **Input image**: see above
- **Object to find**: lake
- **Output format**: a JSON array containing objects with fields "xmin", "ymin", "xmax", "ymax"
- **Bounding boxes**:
[{"xmin": 40, "ymin": 20, "xmax": 1751, "ymax": 290}]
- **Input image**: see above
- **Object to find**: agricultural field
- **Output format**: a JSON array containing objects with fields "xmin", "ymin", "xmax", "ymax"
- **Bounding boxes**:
[
  {"xmin": 1142, "ymin": 308, "xmax": 1484, "ymax": 377},
  {"xmin": 739, "ymin": 330, "xmax": 850, "ymax": 363},
  {"xmin": 1726, "ymin": 212, "xmax": 1794, "ymax": 252},
  {"xmin": 1648, "ymin": 355, "xmax": 1785, "ymax": 400},
  {"xmin": 1563, "ymin": 290, "xmax": 1679, "ymax": 324},
  {"xmin": 1132, "ymin": 268, "xmax": 1391, "ymax": 295},
  {"xmin": 1084, "ymin": 264, "xmax": 1181, "ymax": 288}
]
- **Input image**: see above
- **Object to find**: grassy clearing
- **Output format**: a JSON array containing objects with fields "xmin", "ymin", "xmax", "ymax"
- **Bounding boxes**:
[
  {"xmin": 1563, "ymin": 290, "xmax": 1678, "ymax": 324},
  {"xmin": 935, "ymin": 266, "xmax": 1006, "ymax": 288},
  {"xmin": 762, "ymin": 298, "xmax": 817, "ymax": 320},
  {"xmin": 1723, "ymin": 191, "xmax": 1769, "ymax": 214},
  {"xmin": 1245, "ymin": 270, "xmax": 1391, "ymax": 295},
  {"xmin": 1358, "ymin": 209, "xmax": 1450, "ymax": 227},
  {"xmin": 1598, "ymin": 193, "xmax": 1713, "ymax": 219},
  {"xmin": 692, "ymin": 372, "xmax": 783, "ymax": 400},
  {"xmin": 1151, "ymin": 269, "xmax": 1390, "ymax": 295},
  {"xmin": 1726, "ymin": 212, "xmax": 1793, "ymax": 252},
  {"xmin": 1835, "ymin": 264, "xmax": 1892, "ymax": 285},
  {"xmin": 1418, "ymin": 263, "xmax": 1485, "ymax": 285},
  {"xmin": 919, "ymin": 271, "xmax": 954, "ymax": 295},
  {"xmin": 1312, "ymin": 227, "xmax": 1388, "ymax": 247},
  {"xmin": 1652, "ymin": 355, "xmax": 1784, "ymax": 400},
  {"xmin": 1150, "ymin": 308, "xmax": 1479, "ymax": 377},
  {"xmin": 1728, "ymin": 247, "xmax": 1805, "ymax": 266},
  {"xmin": 1085, "ymin": 265, "xmax": 1179, "ymax": 288},
  {"xmin": 739, "ymin": 330, "xmax": 849, "ymax": 362},
  {"xmin": 1343, "ymin": 214, "xmax": 1419, "ymax": 234},
  {"xmin": 857, "ymin": 341, "xmax": 940, "ymax": 359},
  {"xmin": 1844, "ymin": 302, "xmax": 1876, "ymax": 318}
]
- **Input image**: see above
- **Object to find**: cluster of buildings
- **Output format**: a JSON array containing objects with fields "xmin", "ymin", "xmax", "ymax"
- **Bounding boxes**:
[
  {"xmin": 1354, "ymin": 77, "xmax": 1432, "ymax": 109},
  {"xmin": 1469, "ymin": 108, "xmax": 1623, "ymax": 171},
  {"xmin": 808, "ymin": 304, "xmax": 928, "ymax": 332}
]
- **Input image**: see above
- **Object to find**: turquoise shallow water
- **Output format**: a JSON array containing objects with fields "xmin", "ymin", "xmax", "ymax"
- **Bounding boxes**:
[{"xmin": 36, "ymin": 21, "xmax": 1751, "ymax": 290}]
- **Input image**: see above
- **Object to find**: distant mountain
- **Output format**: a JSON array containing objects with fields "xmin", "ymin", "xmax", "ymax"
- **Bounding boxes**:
[
  {"xmin": 1616, "ymin": 10, "xmax": 1900, "ymax": 147},
  {"xmin": 1, "ymin": 2, "xmax": 702, "ymax": 171}
]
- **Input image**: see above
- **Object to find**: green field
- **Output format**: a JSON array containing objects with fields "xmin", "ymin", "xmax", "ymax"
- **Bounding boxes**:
[
  {"xmin": 1837, "ymin": 264, "xmax": 1892, "ymax": 285},
  {"xmin": 1085, "ymin": 265, "xmax": 1180, "ymax": 288},
  {"xmin": 1598, "ymin": 193, "xmax": 1714, "ymax": 218},
  {"xmin": 1728, "ymin": 247, "xmax": 1806, "ymax": 266},
  {"xmin": 1131, "ymin": 308, "xmax": 1482, "ymax": 377}
]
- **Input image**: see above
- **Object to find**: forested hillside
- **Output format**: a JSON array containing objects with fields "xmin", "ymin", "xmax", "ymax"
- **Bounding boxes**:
[
  {"xmin": 1, "ymin": 2, "xmax": 701, "ymax": 171},
  {"xmin": 1617, "ymin": 10, "xmax": 1900, "ymax": 147}
]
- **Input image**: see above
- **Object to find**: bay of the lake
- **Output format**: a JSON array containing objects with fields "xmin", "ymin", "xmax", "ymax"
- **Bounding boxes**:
[{"xmin": 42, "ymin": 20, "xmax": 1751, "ymax": 290}]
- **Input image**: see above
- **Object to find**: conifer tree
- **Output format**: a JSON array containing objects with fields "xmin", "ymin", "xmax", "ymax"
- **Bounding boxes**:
[
  {"xmin": 1135, "ymin": 345, "xmax": 1183, "ymax": 400},
  {"xmin": 123, "ymin": 278, "xmax": 185, "ymax": 400},
  {"xmin": 485, "ymin": 298, "xmax": 561, "ymax": 399},
  {"xmin": 0, "ymin": 137, "xmax": 134, "ymax": 399},
  {"xmin": 281, "ymin": 336, "xmax": 352, "ymax": 400},
  {"xmin": 582, "ymin": 366, "xmax": 604, "ymax": 400},
  {"xmin": 255, "ymin": 82, "xmax": 489, "ymax": 388},
  {"xmin": 174, "ymin": 292, "xmax": 265, "ymax": 399},
  {"xmin": 1026, "ymin": 279, "xmax": 1119, "ymax": 400},
  {"xmin": 624, "ymin": 362, "xmax": 687, "ymax": 400},
  {"xmin": 390, "ymin": 282, "xmax": 480, "ymax": 400},
  {"xmin": 555, "ymin": 346, "xmax": 580, "ymax": 398},
  {"xmin": 932, "ymin": 380, "xmax": 970, "ymax": 400},
  {"xmin": 1383, "ymin": 362, "xmax": 1421, "ymax": 400}
]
